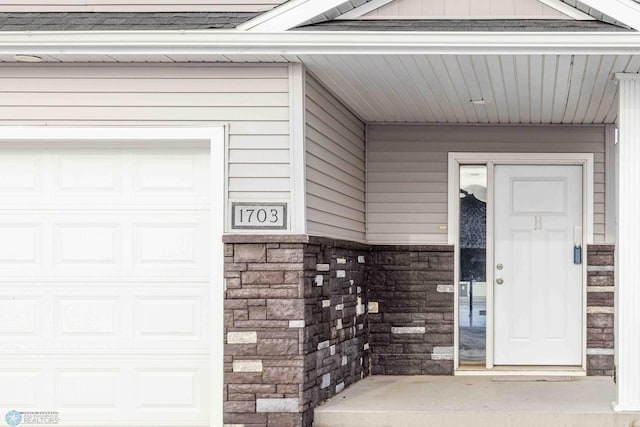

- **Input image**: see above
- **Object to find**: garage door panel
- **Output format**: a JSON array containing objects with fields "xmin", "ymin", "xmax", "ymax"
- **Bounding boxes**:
[
  {"xmin": 0, "ymin": 369, "xmax": 45, "ymax": 408},
  {"xmin": 0, "ymin": 152, "xmax": 44, "ymax": 196},
  {"xmin": 1, "ymin": 357, "xmax": 209, "ymax": 424},
  {"xmin": 0, "ymin": 147, "xmax": 208, "ymax": 208},
  {"xmin": 0, "ymin": 285, "xmax": 209, "ymax": 351},
  {"xmin": 0, "ymin": 214, "xmax": 210, "ymax": 278},
  {"xmin": 0, "ymin": 223, "xmax": 42, "ymax": 264}
]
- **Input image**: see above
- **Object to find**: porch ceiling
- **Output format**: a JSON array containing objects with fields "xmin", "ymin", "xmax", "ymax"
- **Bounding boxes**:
[{"xmin": 300, "ymin": 54, "xmax": 640, "ymax": 124}]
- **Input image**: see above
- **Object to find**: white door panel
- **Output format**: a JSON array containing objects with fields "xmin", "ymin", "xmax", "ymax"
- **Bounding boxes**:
[
  {"xmin": 494, "ymin": 165, "xmax": 583, "ymax": 365},
  {"xmin": 0, "ymin": 144, "xmax": 211, "ymax": 426}
]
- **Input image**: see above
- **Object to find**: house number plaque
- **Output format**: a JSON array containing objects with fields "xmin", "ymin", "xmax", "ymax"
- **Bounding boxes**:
[{"xmin": 232, "ymin": 203, "xmax": 287, "ymax": 230}]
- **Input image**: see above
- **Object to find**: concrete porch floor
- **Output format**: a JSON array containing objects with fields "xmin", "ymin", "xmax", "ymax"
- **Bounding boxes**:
[{"xmin": 314, "ymin": 376, "xmax": 640, "ymax": 427}]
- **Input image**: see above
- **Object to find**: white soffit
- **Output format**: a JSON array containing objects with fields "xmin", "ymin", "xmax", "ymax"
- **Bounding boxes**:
[{"xmin": 300, "ymin": 53, "xmax": 640, "ymax": 124}]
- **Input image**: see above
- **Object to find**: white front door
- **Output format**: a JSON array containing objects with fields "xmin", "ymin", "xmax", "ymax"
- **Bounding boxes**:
[{"xmin": 494, "ymin": 165, "xmax": 583, "ymax": 365}]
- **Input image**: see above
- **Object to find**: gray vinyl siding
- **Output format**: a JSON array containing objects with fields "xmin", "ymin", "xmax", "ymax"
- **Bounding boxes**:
[
  {"xmin": 367, "ymin": 124, "xmax": 607, "ymax": 244},
  {"xmin": 305, "ymin": 74, "xmax": 366, "ymax": 241},
  {"xmin": 0, "ymin": 65, "xmax": 291, "ymax": 228}
]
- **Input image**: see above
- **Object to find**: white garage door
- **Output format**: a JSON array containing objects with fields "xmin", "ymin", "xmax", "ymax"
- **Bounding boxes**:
[{"xmin": 0, "ymin": 142, "xmax": 211, "ymax": 426}]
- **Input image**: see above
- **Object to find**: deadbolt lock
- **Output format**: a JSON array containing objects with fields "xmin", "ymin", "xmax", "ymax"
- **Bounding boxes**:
[
  {"xmin": 496, "ymin": 263, "xmax": 503, "ymax": 270},
  {"xmin": 496, "ymin": 278, "xmax": 504, "ymax": 285}
]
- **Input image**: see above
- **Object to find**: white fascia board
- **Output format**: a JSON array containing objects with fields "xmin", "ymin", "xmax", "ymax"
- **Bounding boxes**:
[
  {"xmin": 3, "ymin": 31, "xmax": 640, "ymax": 55},
  {"xmin": 576, "ymin": 0, "xmax": 640, "ymax": 30},
  {"xmin": 237, "ymin": 0, "xmax": 353, "ymax": 31},
  {"xmin": 537, "ymin": 0, "xmax": 594, "ymax": 20},
  {"xmin": 337, "ymin": 0, "xmax": 393, "ymax": 19}
]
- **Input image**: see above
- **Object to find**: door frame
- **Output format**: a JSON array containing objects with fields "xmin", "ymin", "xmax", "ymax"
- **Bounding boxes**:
[
  {"xmin": 0, "ymin": 126, "xmax": 227, "ymax": 426},
  {"xmin": 448, "ymin": 153, "xmax": 594, "ymax": 375}
]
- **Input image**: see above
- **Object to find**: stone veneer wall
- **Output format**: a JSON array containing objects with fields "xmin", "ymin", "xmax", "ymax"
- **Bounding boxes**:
[
  {"xmin": 586, "ymin": 244, "xmax": 615, "ymax": 376},
  {"xmin": 368, "ymin": 245, "xmax": 455, "ymax": 375},
  {"xmin": 302, "ymin": 237, "xmax": 370, "ymax": 426},
  {"xmin": 223, "ymin": 237, "xmax": 614, "ymax": 426},
  {"xmin": 223, "ymin": 236, "xmax": 370, "ymax": 427},
  {"xmin": 223, "ymin": 235, "xmax": 308, "ymax": 427}
]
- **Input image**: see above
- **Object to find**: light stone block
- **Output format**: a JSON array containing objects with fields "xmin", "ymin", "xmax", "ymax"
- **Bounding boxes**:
[
  {"xmin": 337, "ymin": 258, "xmax": 347, "ymax": 264},
  {"xmin": 368, "ymin": 302, "xmax": 379, "ymax": 313},
  {"xmin": 356, "ymin": 297, "xmax": 363, "ymax": 315},
  {"xmin": 391, "ymin": 326, "xmax": 426, "ymax": 334},
  {"xmin": 437, "ymin": 284, "xmax": 455, "ymax": 293},
  {"xmin": 337, "ymin": 270, "xmax": 346, "ymax": 278},
  {"xmin": 335, "ymin": 304, "xmax": 344, "ymax": 311},
  {"xmin": 587, "ymin": 307, "xmax": 615, "ymax": 313},
  {"xmin": 336, "ymin": 382, "xmax": 345, "ymax": 393},
  {"xmin": 289, "ymin": 320, "xmax": 305, "ymax": 328},
  {"xmin": 318, "ymin": 340, "xmax": 330, "ymax": 350},
  {"xmin": 342, "ymin": 355, "xmax": 348, "ymax": 366},
  {"xmin": 330, "ymin": 345, "xmax": 336, "ymax": 356},
  {"xmin": 321, "ymin": 373, "xmax": 331, "ymax": 389},
  {"xmin": 587, "ymin": 348, "xmax": 615, "ymax": 355},
  {"xmin": 256, "ymin": 398, "xmax": 299, "ymax": 413},
  {"xmin": 432, "ymin": 346, "xmax": 455, "ymax": 360},
  {"xmin": 316, "ymin": 264, "xmax": 330, "ymax": 272},
  {"xmin": 322, "ymin": 299, "xmax": 331, "ymax": 308},
  {"xmin": 233, "ymin": 360, "xmax": 263, "ymax": 373},
  {"xmin": 336, "ymin": 318, "xmax": 343, "ymax": 330},
  {"xmin": 364, "ymin": 343, "xmax": 369, "ymax": 350},
  {"xmin": 227, "ymin": 331, "xmax": 257, "ymax": 344},
  {"xmin": 587, "ymin": 265, "xmax": 615, "ymax": 272},
  {"xmin": 315, "ymin": 275, "xmax": 324, "ymax": 287},
  {"xmin": 358, "ymin": 256, "xmax": 366, "ymax": 263}
]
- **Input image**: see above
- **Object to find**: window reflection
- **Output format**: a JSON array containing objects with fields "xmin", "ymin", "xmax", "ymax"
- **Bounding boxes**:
[{"xmin": 459, "ymin": 165, "xmax": 487, "ymax": 365}]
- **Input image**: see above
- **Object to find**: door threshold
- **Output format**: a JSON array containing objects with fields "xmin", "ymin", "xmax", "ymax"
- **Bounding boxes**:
[{"xmin": 455, "ymin": 366, "xmax": 586, "ymax": 376}]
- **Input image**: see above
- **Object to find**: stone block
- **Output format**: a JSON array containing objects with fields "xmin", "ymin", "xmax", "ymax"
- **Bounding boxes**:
[
  {"xmin": 320, "ymin": 373, "xmax": 331, "ymax": 389},
  {"xmin": 256, "ymin": 398, "xmax": 299, "ymax": 413},
  {"xmin": 391, "ymin": 327, "xmax": 426, "ymax": 334},
  {"xmin": 263, "ymin": 366, "xmax": 304, "ymax": 384},
  {"xmin": 268, "ymin": 248, "xmax": 304, "ymax": 263},
  {"xmin": 432, "ymin": 346, "xmax": 454, "ymax": 360},
  {"xmin": 234, "ymin": 244, "xmax": 266, "ymax": 263},
  {"xmin": 266, "ymin": 299, "xmax": 305, "ymax": 320},
  {"xmin": 224, "ymin": 400, "xmax": 256, "ymax": 413},
  {"xmin": 257, "ymin": 338, "xmax": 299, "ymax": 356},
  {"xmin": 249, "ymin": 305, "xmax": 267, "ymax": 320},
  {"xmin": 289, "ymin": 320, "xmax": 305, "ymax": 328},
  {"xmin": 228, "ymin": 384, "xmax": 276, "ymax": 394},
  {"xmin": 227, "ymin": 332, "xmax": 257, "ymax": 344},
  {"xmin": 233, "ymin": 360, "xmax": 263, "ymax": 373},
  {"xmin": 588, "ymin": 313, "xmax": 614, "ymax": 328},
  {"xmin": 267, "ymin": 413, "xmax": 303, "ymax": 427},
  {"xmin": 242, "ymin": 271, "xmax": 284, "ymax": 286}
]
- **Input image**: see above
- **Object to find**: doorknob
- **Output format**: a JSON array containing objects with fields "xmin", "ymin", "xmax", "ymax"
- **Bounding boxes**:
[
  {"xmin": 496, "ymin": 278, "xmax": 504, "ymax": 285},
  {"xmin": 496, "ymin": 263, "xmax": 503, "ymax": 270}
]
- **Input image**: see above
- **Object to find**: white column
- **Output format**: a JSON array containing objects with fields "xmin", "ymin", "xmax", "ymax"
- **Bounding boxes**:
[{"xmin": 614, "ymin": 73, "xmax": 640, "ymax": 411}]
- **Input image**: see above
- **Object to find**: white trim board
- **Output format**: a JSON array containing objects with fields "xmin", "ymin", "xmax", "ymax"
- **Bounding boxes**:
[
  {"xmin": 5, "ymin": 32, "xmax": 640, "ymax": 57},
  {"xmin": 237, "ymin": 0, "xmax": 353, "ymax": 31},
  {"xmin": 577, "ymin": 0, "xmax": 640, "ymax": 31},
  {"xmin": 0, "ymin": 126, "xmax": 227, "ymax": 427}
]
